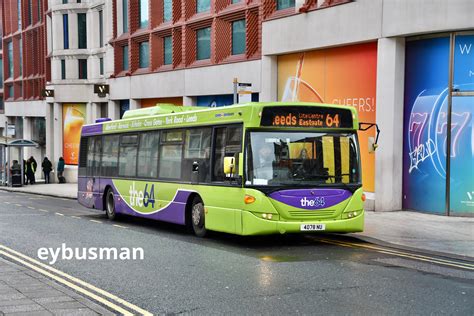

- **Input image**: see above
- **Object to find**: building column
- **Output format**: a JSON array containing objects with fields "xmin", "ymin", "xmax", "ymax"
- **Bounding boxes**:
[
  {"xmin": 45, "ymin": 103, "xmax": 54, "ymax": 162},
  {"xmin": 91, "ymin": 102, "xmax": 101, "ymax": 122},
  {"xmin": 374, "ymin": 37, "xmax": 406, "ymax": 212},
  {"xmin": 23, "ymin": 117, "xmax": 32, "ymax": 159},
  {"xmin": 86, "ymin": 102, "xmax": 93, "ymax": 124},
  {"xmin": 260, "ymin": 55, "xmax": 278, "ymax": 102},
  {"xmin": 183, "ymin": 96, "xmax": 196, "ymax": 106},
  {"xmin": 53, "ymin": 103, "xmax": 63, "ymax": 181},
  {"xmin": 130, "ymin": 99, "xmax": 140, "ymax": 110},
  {"xmin": 108, "ymin": 100, "xmax": 119, "ymax": 120}
]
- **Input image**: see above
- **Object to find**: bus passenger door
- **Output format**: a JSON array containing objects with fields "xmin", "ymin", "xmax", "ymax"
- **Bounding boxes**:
[{"xmin": 92, "ymin": 136, "xmax": 103, "ymax": 209}]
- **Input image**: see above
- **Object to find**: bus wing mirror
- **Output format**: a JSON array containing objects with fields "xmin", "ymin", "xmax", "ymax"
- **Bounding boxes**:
[
  {"xmin": 223, "ymin": 157, "xmax": 235, "ymax": 175},
  {"xmin": 359, "ymin": 122, "xmax": 380, "ymax": 152}
]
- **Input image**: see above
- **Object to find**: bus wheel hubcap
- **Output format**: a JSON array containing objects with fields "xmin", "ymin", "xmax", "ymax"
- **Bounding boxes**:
[{"xmin": 192, "ymin": 205, "xmax": 202, "ymax": 227}]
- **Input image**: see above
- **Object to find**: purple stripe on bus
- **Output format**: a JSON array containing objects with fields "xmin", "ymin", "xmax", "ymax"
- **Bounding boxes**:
[
  {"xmin": 81, "ymin": 124, "xmax": 103, "ymax": 136},
  {"xmin": 269, "ymin": 188, "xmax": 352, "ymax": 210},
  {"xmin": 78, "ymin": 178, "xmax": 189, "ymax": 225}
]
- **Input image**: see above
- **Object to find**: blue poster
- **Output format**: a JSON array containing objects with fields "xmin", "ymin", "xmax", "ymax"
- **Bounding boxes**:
[
  {"xmin": 403, "ymin": 36, "xmax": 474, "ymax": 214},
  {"xmin": 197, "ymin": 94, "xmax": 259, "ymax": 107},
  {"xmin": 403, "ymin": 37, "xmax": 450, "ymax": 213},
  {"xmin": 451, "ymin": 35, "xmax": 474, "ymax": 214}
]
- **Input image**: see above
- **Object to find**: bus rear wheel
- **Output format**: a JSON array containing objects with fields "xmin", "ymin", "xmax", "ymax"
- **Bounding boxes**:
[
  {"xmin": 191, "ymin": 197, "xmax": 206, "ymax": 237},
  {"xmin": 105, "ymin": 189, "xmax": 116, "ymax": 220}
]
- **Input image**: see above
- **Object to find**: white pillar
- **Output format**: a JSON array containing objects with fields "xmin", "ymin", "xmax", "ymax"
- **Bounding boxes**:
[
  {"xmin": 53, "ymin": 102, "xmax": 63, "ymax": 166},
  {"xmin": 260, "ymin": 55, "xmax": 278, "ymax": 102},
  {"xmin": 23, "ymin": 117, "xmax": 32, "ymax": 159},
  {"xmin": 130, "ymin": 99, "xmax": 140, "ymax": 110},
  {"xmin": 183, "ymin": 96, "xmax": 196, "ymax": 106},
  {"xmin": 86, "ymin": 102, "xmax": 93, "ymax": 124},
  {"xmin": 45, "ymin": 103, "xmax": 54, "ymax": 162},
  {"xmin": 108, "ymin": 100, "xmax": 119, "ymax": 120},
  {"xmin": 375, "ymin": 37, "xmax": 406, "ymax": 212},
  {"xmin": 91, "ymin": 102, "xmax": 101, "ymax": 122}
]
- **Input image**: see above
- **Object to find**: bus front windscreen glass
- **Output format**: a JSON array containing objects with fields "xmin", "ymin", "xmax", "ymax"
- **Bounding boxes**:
[{"xmin": 246, "ymin": 132, "xmax": 361, "ymax": 186}]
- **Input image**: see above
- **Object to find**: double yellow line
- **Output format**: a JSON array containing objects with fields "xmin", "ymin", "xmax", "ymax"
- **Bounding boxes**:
[
  {"xmin": 317, "ymin": 238, "xmax": 474, "ymax": 271},
  {"xmin": 0, "ymin": 245, "xmax": 153, "ymax": 316}
]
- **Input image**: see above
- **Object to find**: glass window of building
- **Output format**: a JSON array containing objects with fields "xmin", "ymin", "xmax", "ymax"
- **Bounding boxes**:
[
  {"xmin": 37, "ymin": 0, "xmax": 42, "ymax": 22},
  {"xmin": 196, "ymin": 27, "xmax": 211, "ymax": 60},
  {"xmin": 232, "ymin": 19, "xmax": 245, "ymax": 55},
  {"xmin": 197, "ymin": 0, "xmax": 210, "ymax": 13},
  {"xmin": 78, "ymin": 13, "xmax": 87, "ymax": 49},
  {"xmin": 78, "ymin": 59, "xmax": 87, "ymax": 79},
  {"xmin": 122, "ymin": 45, "xmax": 129, "ymax": 70},
  {"xmin": 62, "ymin": 0, "xmax": 67, "ymax": 3},
  {"xmin": 163, "ymin": 36, "xmax": 172, "ymax": 65},
  {"xmin": 17, "ymin": 0, "xmax": 22, "ymax": 30},
  {"xmin": 0, "ymin": 58, "xmax": 3, "ymax": 85},
  {"xmin": 19, "ymin": 41, "xmax": 22, "ymax": 76},
  {"xmin": 7, "ymin": 42, "xmax": 13, "ymax": 78},
  {"xmin": 139, "ymin": 0, "xmax": 149, "ymax": 29},
  {"xmin": 99, "ymin": 10, "xmax": 103, "ymax": 47},
  {"xmin": 139, "ymin": 41, "xmax": 149, "ymax": 68},
  {"xmin": 63, "ymin": 14, "xmax": 69, "ymax": 49},
  {"xmin": 8, "ymin": 85, "xmax": 13, "ymax": 99},
  {"xmin": 164, "ymin": 0, "xmax": 172, "ymax": 22},
  {"xmin": 122, "ymin": 0, "xmax": 128, "ymax": 33},
  {"xmin": 28, "ymin": 0, "xmax": 33, "ymax": 25},
  {"xmin": 61, "ymin": 59, "xmax": 66, "ymax": 79},
  {"xmin": 99, "ymin": 57, "xmax": 104, "ymax": 75},
  {"xmin": 276, "ymin": 0, "xmax": 295, "ymax": 10}
]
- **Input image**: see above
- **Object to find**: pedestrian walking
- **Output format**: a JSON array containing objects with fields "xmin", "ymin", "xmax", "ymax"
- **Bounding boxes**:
[
  {"xmin": 26, "ymin": 158, "xmax": 34, "ymax": 184},
  {"xmin": 57, "ymin": 157, "xmax": 66, "ymax": 183},
  {"xmin": 42, "ymin": 157, "xmax": 53, "ymax": 184}
]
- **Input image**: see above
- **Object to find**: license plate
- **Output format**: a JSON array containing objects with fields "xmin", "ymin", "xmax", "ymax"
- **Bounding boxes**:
[{"xmin": 300, "ymin": 224, "xmax": 326, "ymax": 231}]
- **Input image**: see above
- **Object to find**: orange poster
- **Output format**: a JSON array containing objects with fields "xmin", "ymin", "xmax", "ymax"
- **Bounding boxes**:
[
  {"xmin": 63, "ymin": 104, "xmax": 86, "ymax": 165},
  {"xmin": 278, "ymin": 42, "xmax": 377, "ymax": 192}
]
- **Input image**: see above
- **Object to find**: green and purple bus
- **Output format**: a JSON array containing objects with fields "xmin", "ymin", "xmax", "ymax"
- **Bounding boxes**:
[{"xmin": 78, "ymin": 102, "xmax": 374, "ymax": 236}]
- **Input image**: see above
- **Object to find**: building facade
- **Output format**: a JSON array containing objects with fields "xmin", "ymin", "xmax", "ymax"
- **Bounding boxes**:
[
  {"xmin": 1, "ymin": 0, "xmax": 473, "ymax": 216},
  {"xmin": 261, "ymin": 0, "xmax": 474, "ymax": 216}
]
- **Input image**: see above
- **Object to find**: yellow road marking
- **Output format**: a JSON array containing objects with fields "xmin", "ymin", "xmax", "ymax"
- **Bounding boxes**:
[
  {"xmin": 318, "ymin": 238, "xmax": 474, "ymax": 271},
  {"xmin": 0, "ymin": 250, "xmax": 134, "ymax": 315},
  {"xmin": 90, "ymin": 220, "xmax": 102, "ymax": 224},
  {"xmin": 15, "ymin": 204, "xmax": 22, "ymax": 207},
  {"xmin": 55, "ymin": 212, "xmax": 64, "ymax": 216},
  {"xmin": 0, "ymin": 245, "xmax": 152, "ymax": 316},
  {"xmin": 113, "ymin": 224, "xmax": 128, "ymax": 229}
]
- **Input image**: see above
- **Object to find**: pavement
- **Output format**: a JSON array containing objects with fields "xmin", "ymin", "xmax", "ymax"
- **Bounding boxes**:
[
  {"xmin": 0, "ymin": 183, "xmax": 472, "ymax": 261},
  {"xmin": 0, "ymin": 257, "xmax": 113, "ymax": 315}
]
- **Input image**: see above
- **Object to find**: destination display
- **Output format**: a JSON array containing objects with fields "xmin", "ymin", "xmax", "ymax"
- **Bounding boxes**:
[{"xmin": 260, "ymin": 106, "xmax": 353, "ymax": 128}]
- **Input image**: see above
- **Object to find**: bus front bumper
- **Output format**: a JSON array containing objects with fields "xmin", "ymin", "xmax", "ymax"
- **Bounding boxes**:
[{"xmin": 241, "ymin": 210, "xmax": 364, "ymax": 236}]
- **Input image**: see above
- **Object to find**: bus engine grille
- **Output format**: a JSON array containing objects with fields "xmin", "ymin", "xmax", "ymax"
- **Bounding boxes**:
[{"xmin": 287, "ymin": 210, "xmax": 336, "ymax": 219}]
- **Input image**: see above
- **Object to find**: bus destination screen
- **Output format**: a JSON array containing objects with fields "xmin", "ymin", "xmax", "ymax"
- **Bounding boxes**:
[{"xmin": 260, "ymin": 106, "xmax": 354, "ymax": 128}]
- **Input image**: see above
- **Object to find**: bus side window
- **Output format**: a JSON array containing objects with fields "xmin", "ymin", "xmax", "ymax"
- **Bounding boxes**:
[
  {"xmin": 212, "ymin": 125, "xmax": 242, "ymax": 182},
  {"xmin": 183, "ymin": 128, "xmax": 211, "ymax": 183},
  {"xmin": 102, "ymin": 135, "xmax": 119, "ymax": 177},
  {"xmin": 78, "ymin": 137, "xmax": 88, "ymax": 177},
  {"xmin": 86, "ymin": 137, "xmax": 96, "ymax": 177}
]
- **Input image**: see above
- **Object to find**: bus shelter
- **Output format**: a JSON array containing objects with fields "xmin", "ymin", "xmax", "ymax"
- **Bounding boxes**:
[{"xmin": 1, "ymin": 139, "xmax": 39, "ymax": 187}]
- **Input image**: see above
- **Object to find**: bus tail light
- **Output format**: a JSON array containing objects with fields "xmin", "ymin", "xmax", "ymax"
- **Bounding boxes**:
[{"xmin": 244, "ymin": 195, "xmax": 256, "ymax": 204}]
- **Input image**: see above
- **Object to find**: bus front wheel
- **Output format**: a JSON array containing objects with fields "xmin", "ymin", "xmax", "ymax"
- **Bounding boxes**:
[
  {"xmin": 105, "ymin": 189, "xmax": 116, "ymax": 220},
  {"xmin": 191, "ymin": 197, "xmax": 206, "ymax": 237}
]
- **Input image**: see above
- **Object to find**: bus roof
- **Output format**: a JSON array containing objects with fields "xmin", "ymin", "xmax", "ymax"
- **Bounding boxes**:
[{"xmin": 81, "ymin": 102, "xmax": 359, "ymax": 136}]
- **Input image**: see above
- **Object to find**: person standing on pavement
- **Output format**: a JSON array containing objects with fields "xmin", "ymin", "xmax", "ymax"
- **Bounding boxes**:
[
  {"xmin": 30, "ymin": 156, "xmax": 37, "ymax": 184},
  {"xmin": 57, "ymin": 157, "xmax": 65, "ymax": 183},
  {"xmin": 42, "ymin": 157, "xmax": 53, "ymax": 184},
  {"xmin": 23, "ymin": 160, "xmax": 27, "ymax": 185}
]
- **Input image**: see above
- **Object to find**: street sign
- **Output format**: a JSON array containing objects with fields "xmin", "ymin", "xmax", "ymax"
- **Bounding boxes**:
[
  {"xmin": 7, "ymin": 124, "xmax": 15, "ymax": 136},
  {"xmin": 94, "ymin": 84, "xmax": 109, "ymax": 98},
  {"xmin": 238, "ymin": 82, "xmax": 252, "ymax": 104},
  {"xmin": 42, "ymin": 89, "xmax": 54, "ymax": 97}
]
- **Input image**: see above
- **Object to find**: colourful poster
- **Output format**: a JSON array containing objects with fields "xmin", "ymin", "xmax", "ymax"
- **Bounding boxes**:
[
  {"xmin": 403, "ymin": 36, "xmax": 474, "ymax": 215},
  {"xmin": 277, "ymin": 42, "xmax": 377, "ymax": 192},
  {"xmin": 63, "ymin": 104, "xmax": 86, "ymax": 165}
]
